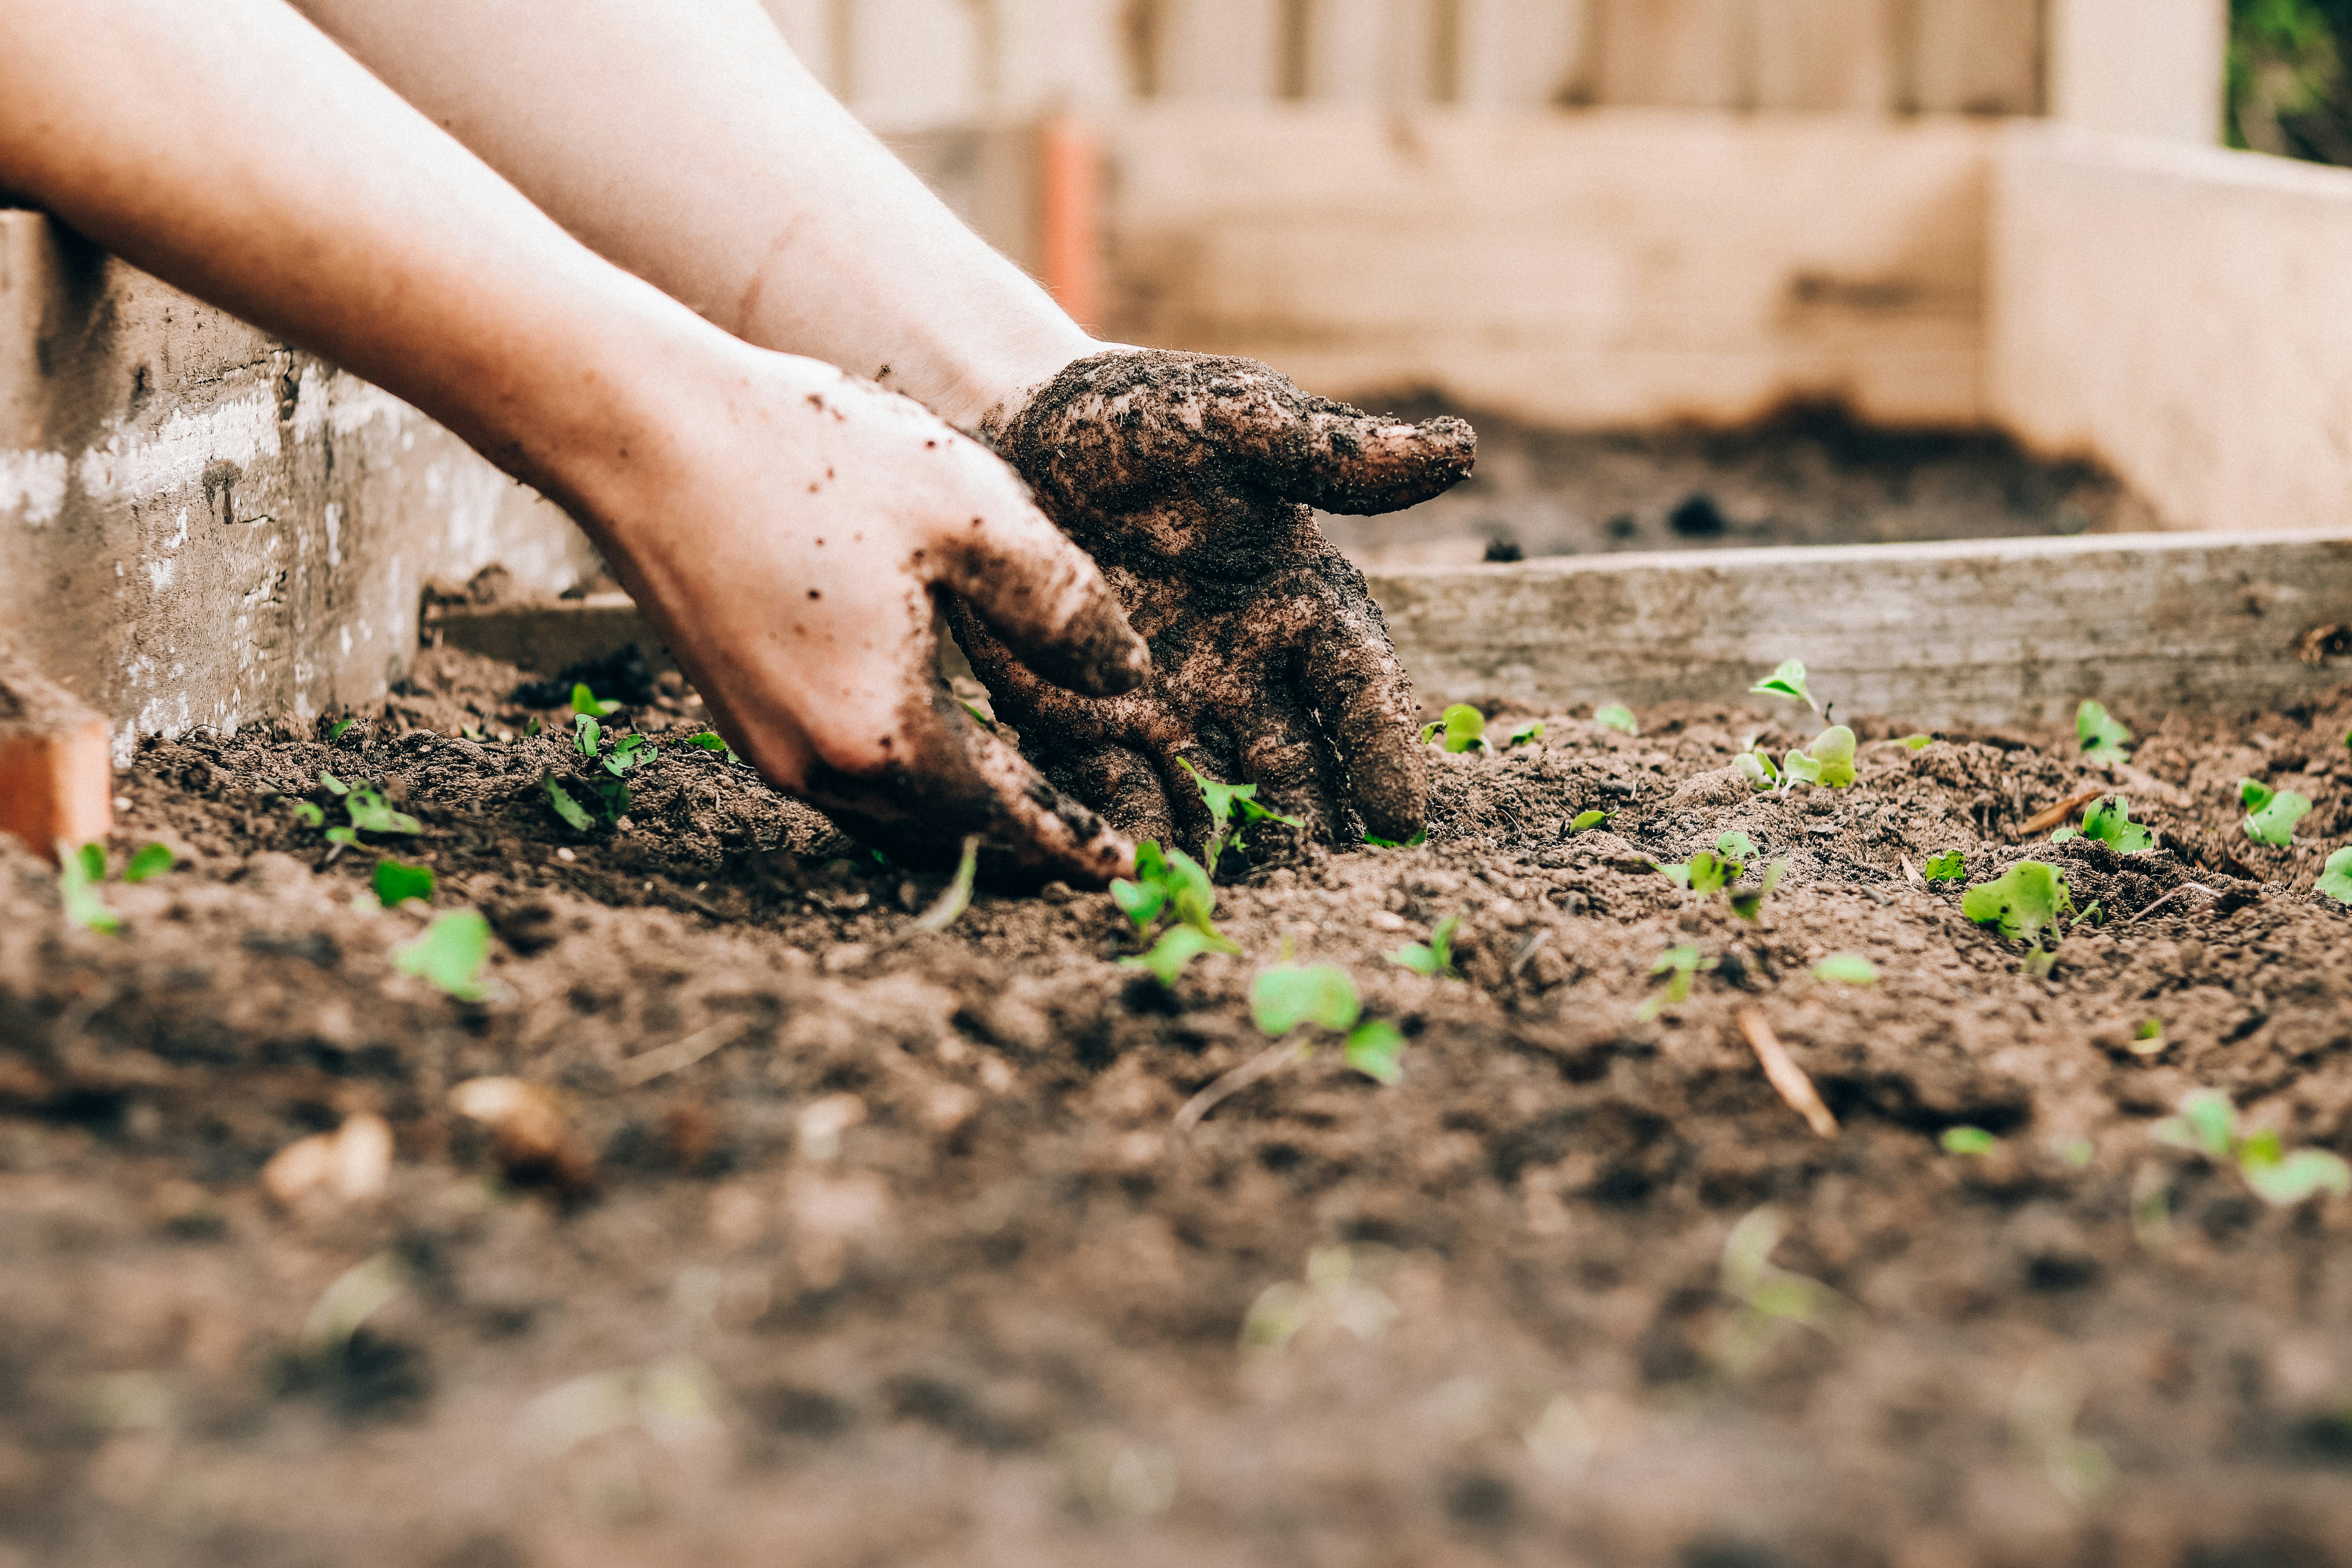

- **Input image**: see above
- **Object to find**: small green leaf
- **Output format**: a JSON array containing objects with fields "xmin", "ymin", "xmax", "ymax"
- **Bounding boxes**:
[
  {"xmin": 58, "ymin": 842, "xmax": 119, "ymax": 934},
  {"xmin": 958, "ymin": 699, "xmax": 993, "ymax": 729},
  {"xmin": 2129, "ymin": 1018, "xmax": 2167, "ymax": 1057},
  {"xmin": 1749, "ymin": 659, "xmax": 1817, "ymax": 713},
  {"xmin": 1343, "ymin": 1020, "xmax": 1406, "ymax": 1085},
  {"xmin": 1716, "ymin": 831, "xmax": 1757, "ymax": 865},
  {"xmin": 343, "ymin": 787, "xmax": 421, "ymax": 835},
  {"xmin": 1426, "ymin": 704, "xmax": 1488, "ymax": 754},
  {"xmin": 1120, "ymin": 924, "xmax": 1216, "ymax": 987},
  {"xmin": 1595, "ymin": 704, "xmax": 1639, "ymax": 735},
  {"xmin": 1782, "ymin": 748, "xmax": 1822, "ymax": 786},
  {"xmin": 1941, "ymin": 1126, "xmax": 1998, "ymax": 1156},
  {"xmin": 1685, "ymin": 850, "xmax": 1733, "ymax": 895},
  {"xmin": 2152, "ymin": 1089, "xmax": 2236, "ymax": 1160},
  {"xmin": 2076, "ymin": 795, "xmax": 2156, "ymax": 853},
  {"xmin": 2049, "ymin": 827, "xmax": 2079, "ymax": 843},
  {"xmin": 1728, "ymin": 860, "xmax": 1788, "ymax": 922},
  {"xmin": 373, "ymin": 858, "xmax": 436, "ymax": 907},
  {"xmin": 1735, "ymin": 750, "xmax": 1778, "ymax": 792},
  {"xmin": 1569, "ymin": 810, "xmax": 1607, "ymax": 834},
  {"xmin": 1388, "ymin": 914, "xmax": 1461, "ymax": 979},
  {"xmin": 2242, "ymin": 1148, "xmax": 2352, "ymax": 1206},
  {"xmin": 2076, "ymin": 700, "xmax": 2131, "ymax": 765},
  {"xmin": 1363, "ymin": 829, "xmax": 1429, "ymax": 849},
  {"xmin": 543, "ymin": 776, "xmax": 594, "ymax": 832},
  {"xmin": 292, "ymin": 800, "xmax": 326, "ymax": 828},
  {"xmin": 684, "ymin": 731, "xmax": 741, "ymax": 765},
  {"xmin": 123, "ymin": 843, "xmax": 174, "ymax": 883},
  {"xmin": 328, "ymin": 718, "xmax": 354, "ymax": 742},
  {"xmin": 573, "ymin": 714, "xmax": 601, "ymax": 758},
  {"xmin": 2318, "ymin": 846, "xmax": 2352, "ymax": 904},
  {"xmin": 1110, "ymin": 877, "xmax": 1167, "ymax": 934},
  {"xmin": 603, "ymin": 733, "xmax": 655, "ymax": 778},
  {"xmin": 319, "ymin": 770, "xmax": 349, "ymax": 796},
  {"xmin": 1506, "ymin": 719, "xmax": 1545, "ymax": 747},
  {"xmin": 571, "ymin": 682, "xmax": 622, "ymax": 717},
  {"xmin": 1814, "ymin": 953, "xmax": 1878, "ymax": 985},
  {"xmin": 76, "ymin": 842, "xmax": 105, "ymax": 882},
  {"xmin": 1798, "ymin": 726, "xmax": 1857, "ymax": 789},
  {"xmin": 393, "ymin": 910, "xmax": 492, "ymax": 1001},
  {"xmin": 1960, "ymin": 861, "xmax": 2075, "ymax": 944},
  {"xmin": 1251, "ymin": 964, "xmax": 1362, "ymax": 1037},
  {"xmin": 2245, "ymin": 790, "xmax": 2311, "ymax": 847},
  {"xmin": 1924, "ymin": 850, "xmax": 1966, "ymax": 882},
  {"xmin": 1898, "ymin": 734, "xmax": 1934, "ymax": 751},
  {"xmin": 1637, "ymin": 945, "xmax": 1709, "ymax": 1020},
  {"xmin": 2239, "ymin": 777, "xmax": 2276, "ymax": 811},
  {"xmin": 324, "ymin": 826, "xmax": 360, "ymax": 847}
]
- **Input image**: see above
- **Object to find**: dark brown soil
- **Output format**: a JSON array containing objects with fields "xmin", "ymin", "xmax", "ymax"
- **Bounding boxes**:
[
  {"xmin": 1324, "ymin": 400, "xmax": 2160, "ymax": 573},
  {"xmin": 8, "ymin": 648, "xmax": 2352, "ymax": 1568}
]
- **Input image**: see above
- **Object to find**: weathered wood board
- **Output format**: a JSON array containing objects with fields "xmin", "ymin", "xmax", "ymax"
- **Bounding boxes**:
[{"xmin": 431, "ymin": 532, "xmax": 2352, "ymax": 731}]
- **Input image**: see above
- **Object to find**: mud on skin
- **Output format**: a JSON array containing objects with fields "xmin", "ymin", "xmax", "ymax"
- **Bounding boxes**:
[
  {"xmin": 959, "ymin": 349, "xmax": 1476, "ymax": 855},
  {"xmin": 13, "ymin": 646, "xmax": 2352, "ymax": 1563}
]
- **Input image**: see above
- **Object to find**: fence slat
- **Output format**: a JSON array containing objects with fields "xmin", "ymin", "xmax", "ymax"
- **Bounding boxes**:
[
  {"xmin": 1751, "ymin": 0, "xmax": 1895, "ymax": 112},
  {"xmin": 1156, "ymin": 0, "xmax": 1282, "ymax": 101},
  {"xmin": 1595, "ymin": 0, "xmax": 1746, "ymax": 109},
  {"xmin": 1910, "ymin": 0, "xmax": 2041, "ymax": 115},
  {"xmin": 1454, "ymin": 0, "xmax": 1594, "ymax": 107}
]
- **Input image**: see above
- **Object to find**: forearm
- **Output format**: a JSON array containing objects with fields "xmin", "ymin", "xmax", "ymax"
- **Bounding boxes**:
[
  {"xmin": 0, "ymin": 0, "xmax": 723, "ymax": 515},
  {"xmin": 290, "ymin": 0, "xmax": 1096, "ymax": 427}
]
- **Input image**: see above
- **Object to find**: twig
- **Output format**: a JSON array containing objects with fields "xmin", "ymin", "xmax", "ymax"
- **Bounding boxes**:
[
  {"xmin": 1172, "ymin": 1040, "xmax": 1308, "ymax": 1134},
  {"xmin": 1900, "ymin": 856, "xmax": 1922, "ymax": 887},
  {"xmin": 616, "ymin": 1022, "xmax": 748, "ymax": 1087},
  {"xmin": 1736, "ymin": 1010, "xmax": 1839, "ymax": 1140},
  {"xmin": 2017, "ymin": 786, "xmax": 2106, "ymax": 838},
  {"xmin": 2124, "ymin": 882, "xmax": 2218, "ymax": 926}
]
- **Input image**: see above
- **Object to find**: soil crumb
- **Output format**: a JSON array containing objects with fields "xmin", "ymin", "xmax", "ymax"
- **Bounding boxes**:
[{"xmin": 7, "ymin": 648, "xmax": 2352, "ymax": 1566}]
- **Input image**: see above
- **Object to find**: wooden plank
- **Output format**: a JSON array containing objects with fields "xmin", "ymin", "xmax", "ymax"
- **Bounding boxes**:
[
  {"xmin": 430, "ymin": 533, "xmax": 2352, "ymax": 731},
  {"xmin": 1155, "ymin": 0, "xmax": 1282, "ymax": 101},
  {"xmin": 1594, "ymin": 0, "xmax": 1746, "ymax": 109},
  {"xmin": 0, "ymin": 653, "xmax": 111, "ymax": 863},
  {"xmin": 1908, "ymin": 0, "xmax": 2040, "ymax": 116},
  {"xmin": 1751, "ymin": 0, "xmax": 1895, "ymax": 113},
  {"xmin": 1454, "ymin": 0, "xmax": 1594, "ymax": 108}
]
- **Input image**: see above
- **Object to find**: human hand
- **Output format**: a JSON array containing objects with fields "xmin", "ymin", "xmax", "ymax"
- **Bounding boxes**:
[
  {"xmin": 580, "ymin": 349, "xmax": 1151, "ymax": 883},
  {"xmin": 950, "ymin": 350, "xmax": 1475, "ymax": 856}
]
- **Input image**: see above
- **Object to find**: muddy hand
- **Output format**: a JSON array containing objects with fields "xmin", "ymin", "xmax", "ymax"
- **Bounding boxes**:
[{"xmin": 951, "ymin": 349, "xmax": 1475, "ymax": 854}]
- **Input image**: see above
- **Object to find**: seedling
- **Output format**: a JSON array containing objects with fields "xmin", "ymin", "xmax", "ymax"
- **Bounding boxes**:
[
  {"xmin": 2239, "ymin": 779, "xmax": 2311, "ymax": 846},
  {"xmin": 571, "ymin": 682, "xmax": 621, "ymax": 717},
  {"xmin": 343, "ymin": 786, "xmax": 421, "ymax": 837},
  {"xmin": 1388, "ymin": 913, "xmax": 1462, "ymax": 979},
  {"xmin": 1506, "ymin": 720, "xmax": 1545, "ymax": 748},
  {"xmin": 1728, "ymin": 860, "xmax": 1788, "ymax": 922},
  {"xmin": 1126, "ymin": 924, "xmax": 1220, "ymax": 987},
  {"xmin": 393, "ymin": 910, "xmax": 492, "ymax": 1001},
  {"xmin": 573, "ymin": 714, "xmax": 601, "ymax": 757},
  {"xmin": 684, "ymin": 731, "xmax": 741, "ymax": 765},
  {"xmin": 319, "ymin": 770, "xmax": 349, "ymax": 796},
  {"xmin": 1716, "ymin": 830, "xmax": 1758, "ymax": 862},
  {"xmin": 58, "ymin": 842, "xmax": 119, "ymax": 934},
  {"xmin": 2152, "ymin": 1089, "xmax": 2352, "ymax": 1206},
  {"xmin": 1749, "ymin": 660, "xmax": 1819, "ymax": 715},
  {"xmin": 1735, "ymin": 748, "xmax": 1779, "ymax": 792},
  {"xmin": 1420, "ymin": 704, "xmax": 1488, "ymax": 754},
  {"xmin": 544, "ymin": 777, "xmax": 595, "ymax": 832},
  {"xmin": 373, "ymin": 858, "xmax": 435, "ymax": 907},
  {"xmin": 1814, "ymin": 954, "xmax": 1878, "ymax": 985},
  {"xmin": 1960, "ymin": 861, "xmax": 2076, "ymax": 947},
  {"xmin": 290, "ymin": 800, "xmax": 326, "ymax": 828},
  {"xmin": 1782, "ymin": 726, "xmax": 1857, "ymax": 789},
  {"xmin": 327, "ymin": 717, "xmax": 355, "ymax": 742},
  {"xmin": 1897, "ymin": 734, "xmax": 1934, "ymax": 751},
  {"xmin": 1594, "ymin": 704, "xmax": 1638, "ymax": 736},
  {"xmin": 909, "ymin": 835, "xmax": 980, "ymax": 933},
  {"xmin": 1363, "ymin": 829, "xmax": 1428, "ymax": 849},
  {"xmin": 1113, "ymin": 841, "xmax": 1240, "ymax": 985},
  {"xmin": 526, "ymin": 715, "xmax": 542, "ymax": 738},
  {"xmin": 1942, "ymin": 1127, "xmax": 1998, "ymax": 1156},
  {"xmin": 2076, "ymin": 701, "xmax": 2131, "ymax": 766},
  {"xmin": 1658, "ymin": 833, "xmax": 1760, "ymax": 898},
  {"xmin": 1636, "ymin": 944, "xmax": 1713, "ymax": 1022},
  {"xmin": 548, "ymin": 719, "xmax": 644, "ymax": 826},
  {"xmin": 1924, "ymin": 851, "xmax": 1966, "ymax": 882},
  {"xmin": 2050, "ymin": 795, "xmax": 2154, "ymax": 853},
  {"xmin": 2318, "ymin": 847, "xmax": 2352, "ymax": 904},
  {"xmin": 123, "ymin": 843, "xmax": 173, "ymax": 883},
  {"xmin": 2129, "ymin": 1019, "xmax": 2166, "ymax": 1057},
  {"xmin": 1249, "ymin": 959, "xmax": 1406, "ymax": 1085},
  {"xmin": 1712, "ymin": 1206, "xmax": 1855, "ymax": 1375},
  {"xmin": 1180, "ymin": 759, "xmax": 1301, "ymax": 873},
  {"xmin": 1569, "ymin": 810, "xmax": 1608, "ymax": 834}
]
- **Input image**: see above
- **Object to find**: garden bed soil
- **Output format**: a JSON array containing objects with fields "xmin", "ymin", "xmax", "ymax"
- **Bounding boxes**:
[{"xmin": 7, "ymin": 647, "xmax": 2352, "ymax": 1566}]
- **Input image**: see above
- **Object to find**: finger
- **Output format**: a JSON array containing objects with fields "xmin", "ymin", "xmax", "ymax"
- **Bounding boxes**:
[
  {"xmin": 1216, "ymin": 393, "xmax": 1477, "ymax": 517},
  {"xmin": 929, "ymin": 495, "xmax": 1150, "ymax": 699},
  {"xmin": 1302, "ymin": 586, "xmax": 1427, "ymax": 845},
  {"xmin": 1224, "ymin": 705, "xmax": 1338, "ymax": 851},
  {"xmin": 1065, "ymin": 743, "xmax": 1177, "ymax": 848}
]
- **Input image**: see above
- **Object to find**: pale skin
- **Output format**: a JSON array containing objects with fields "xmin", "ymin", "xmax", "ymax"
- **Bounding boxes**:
[{"xmin": 0, "ymin": 0, "xmax": 1469, "ymax": 881}]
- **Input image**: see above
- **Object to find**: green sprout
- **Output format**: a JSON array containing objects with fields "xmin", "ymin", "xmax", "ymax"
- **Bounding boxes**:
[
  {"xmin": 1749, "ymin": 659, "xmax": 1818, "ymax": 715},
  {"xmin": 1814, "ymin": 954, "xmax": 1878, "ymax": 985},
  {"xmin": 58, "ymin": 842, "xmax": 119, "ymax": 934},
  {"xmin": 393, "ymin": 910, "xmax": 493, "ymax": 1001},
  {"xmin": 1712, "ymin": 1207, "xmax": 1856, "ymax": 1375},
  {"xmin": 684, "ymin": 731, "xmax": 740, "ymax": 764},
  {"xmin": 1960, "ymin": 861, "xmax": 2076, "ymax": 947},
  {"xmin": 1782, "ymin": 726, "xmax": 1857, "ymax": 790},
  {"xmin": 373, "ymin": 858, "xmax": 436, "ymax": 907},
  {"xmin": 1942, "ymin": 1127, "xmax": 1998, "ymax": 1156},
  {"xmin": 526, "ymin": 715, "xmax": 542, "ymax": 738},
  {"xmin": 1506, "ymin": 720, "xmax": 1545, "ymax": 748},
  {"xmin": 2051, "ymin": 795, "xmax": 2154, "ymax": 853},
  {"xmin": 319, "ymin": 770, "xmax": 349, "ymax": 796},
  {"xmin": 1180, "ymin": 759, "xmax": 1302, "ymax": 874},
  {"xmin": 1658, "ymin": 833, "xmax": 1757, "ymax": 896},
  {"xmin": 573, "ymin": 713, "xmax": 601, "ymax": 757},
  {"xmin": 1363, "ymin": 829, "xmax": 1428, "ymax": 849},
  {"xmin": 1113, "ymin": 841, "xmax": 1240, "ymax": 985},
  {"xmin": 290, "ymin": 800, "xmax": 326, "ymax": 828},
  {"xmin": 1717, "ymin": 830, "xmax": 1759, "ymax": 862},
  {"xmin": 1636, "ymin": 945, "xmax": 1713, "ymax": 1022},
  {"xmin": 327, "ymin": 717, "xmax": 355, "ymax": 742},
  {"xmin": 1924, "ymin": 850, "xmax": 1966, "ymax": 882},
  {"xmin": 2318, "ymin": 847, "xmax": 2352, "ymax": 903},
  {"xmin": 1728, "ymin": 860, "xmax": 1788, "ymax": 922},
  {"xmin": 571, "ymin": 682, "xmax": 621, "ymax": 718},
  {"xmin": 1898, "ymin": 734, "xmax": 1934, "ymax": 751},
  {"xmin": 1595, "ymin": 704, "xmax": 1639, "ymax": 736},
  {"xmin": 909, "ymin": 835, "xmax": 980, "ymax": 933},
  {"xmin": 2076, "ymin": 701, "xmax": 2131, "ymax": 766},
  {"xmin": 1735, "ymin": 748, "xmax": 1780, "ymax": 792},
  {"xmin": 2153, "ymin": 1089, "xmax": 2352, "ymax": 1207},
  {"xmin": 1569, "ymin": 810, "xmax": 1608, "ymax": 834},
  {"xmin": 543, "ymin": 777, "xmax": 595, "ymax": 832},
  {"xmin": 2241, "ymin": 779, "xmax": 2311, "ymax": 846},
  {"xmin": 1126, "ymin": 925, "xmax": 1219, "ymax": 987},
  {"xmin": 958, "ymin": 699, "xmax": 993, "ymax": 729},
  {"xmin": 1420, "ymin": 704, "xmax": 1489, "ymax": 754},
  {"xmin": 1249, "ymin": 962, "xmax": 1406, "ymax": 1085},
  {"xmin": 123, "ymin": 843, "xmax": 174, "ymax": 883},
  {"xmin": 2129, "ymin": 1019, "xmax": 2166, "ymax": 1057},
  {"xmin": 1388, "ymin": 913, "xmax": 1461, "ymax": 979},
  {"xmin": 343, "ymin": 786, "xmax": 421, "ymax": 837}
]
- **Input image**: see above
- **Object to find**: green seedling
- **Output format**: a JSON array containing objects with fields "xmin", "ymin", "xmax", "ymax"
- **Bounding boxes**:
[
  {"xmin": 1658, "ymin": 833, "xmax": 1757, "ymax": 897},
  {"xmin": 684, "ymin": 731, "xmax": 741, "ymax": 765},
  {"xmin": 909, "ymin": 835, "xmax": 979, "ymax": 933},
  {"xmin": 2129, "ymin": 1019, "xmax": 2166, "ymax": 1057},
  {"xmin": 1595, "ymin": 704, "xmax": 1639, "ymax": 736},
  {"xmin": 1814, "ymin": 954, "xmax": 1878, "ymax": 985},
  {"xmin": 1506, "ymin": 720, "xmax": 1545, "ymax": 747},
  {"xmin": 2243, "ymin": 783, "xmax": 2311, "ymax": 847},
  {"xmin": 1249, "ymin": 960, "xmax": 1405, "ymax": 1085},
  {"xmin": 1961, "ymin": 861, "xmax": 2076, "ymax": 947},
  {"xmin": 573, "ymin": 713, "xmax": 601, "ymax": 758},
  {"xmin": 1713, "ymin": 1206, "xmax": 1856, "ymax": 1375},
  {"xmin": 1363, "ymin": 829, "xmax": 1429, "ymax": 849},
  {"xmin": 373, "ymin": 858, "xmax": 436, "ymax": 907},
  {"xmin": 327, "ymin": 718, "xmax": 355, "ymax": 742},
  {"xmin": 1942, "ymin": 1127, "xmax": 1998, "ymax": 1156},
  {"xmin": 2153, "ymin": 1089, "xmax": 2352, "ymax": 1207},
  {"xmin": 1728, "ymin": 860, "xmax": 1788, "ymax": 922},
  {"xmin": 544, "ymin": 777, "xmax": 595, "ymax": 832},
  {"xmin": 58, "ymin": 842, "xmax": 119, "ymax": 934},
  {"xmin": 2051, "ymin": 795, "xmax": 2154, "ymax": 853},
  {"xmin": 123, "ymin": 843, "xmax": 174, "ymax": 883},
  {"xmin": 343, "ymin": 786, "xmax": 421, "ymax": 837},
  {"xmin": 1750, "ymin": 659, "xmax": 1818, "ymax": 715},
  {"xmin": 603, "ymin": 733, "xmax": 656, "ymax": 777},
  {"xmin": 319, "ymin": 770, "xmax": 349, "ymax": 796},
  {"xmin": 1736, "ymin": 748, "xmax": 1780, "ymax": 792},
  {"xmin": 393, "ymin": 910, "xmax": 493, "ymax": 1002},
  {"xmin": 2076, "ymin": 700, "xmax": 2131, "ymax": 766},
  {"xmin": 1924, "ymin": 850, "xmax": 1966, "ymax": 882},
  {"xmin": 1782, "ymin": 726, "xmax": 1857, "ymax": 790},
  {"xmin": 290, "ymin": 800, "xmax": 326, "ymax": 828},
  {"xmin": 1569, "ymin": 810, "xmax": 1608, "ymax": 834},
  {"xmin": 1420, "ymin": 704, "xmax": 1489, "ymax": 754},
  {"xmin": 1898, "ymin": 734, "xmax": 1934, "ymax": 751},
  {"xmin": 1112, "ymin": 841, "xmax": 1239, "ymax": 984},
  {"xmin": 460, "ymin": 724, "xmax": 486, "ymax": 743},
  {"xmin": 526, "ymin": 715, "xmax": 542, "ymax": 738},
  {"xmin": 571, "ymin": 682, "xmax": 621, "ymax": 717},
  {"xmin": 1124, "ymin": 924, "xmax": 1219, "ymax": 987},
  {"xmin": 1180, "ymin": 759, "xmax": 1302, "ymax": 874},
  {"xmin": 2318, "ymin": 846, "xmax": 2352, "ymax": 904},
  {"xmin": 1388, "ymin": 913, "xmax": 1462, "ymax": 979},
  {"xmin": 1636, "ymin": 945, "xmax": 1713, "ymax": 1022},
  {"xmin": 1716, "ymin": 830, "xmax": 1758, "ymax": 862}
]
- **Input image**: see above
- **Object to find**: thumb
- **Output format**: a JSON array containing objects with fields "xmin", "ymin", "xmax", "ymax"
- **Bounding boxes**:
[
  {"xmin": 1178, "ymin": 362, "xmax": 1477, "ymax": 515},
  {"xmin": 931, "ymin": 499, "xmax": 1151, "ymax": 697}
]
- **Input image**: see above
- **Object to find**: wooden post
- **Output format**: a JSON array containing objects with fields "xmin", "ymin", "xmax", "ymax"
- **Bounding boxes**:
[
  {"xmin": 0, "ymin": 657, "xmax": 111, "ymax": 864},
  {"xmin": 1038, "ymin": 118, "xmax": 1105, "ymax": 330}
]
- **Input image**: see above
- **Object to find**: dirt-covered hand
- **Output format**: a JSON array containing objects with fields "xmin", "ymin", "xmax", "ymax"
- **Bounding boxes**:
[{"xmin": 951, "ymin": 349, "xmax": 1475, "ymax": 855}]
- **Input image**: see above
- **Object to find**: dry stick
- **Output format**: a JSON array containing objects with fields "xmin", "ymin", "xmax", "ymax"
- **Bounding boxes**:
[
  {"xmin": 2125, "ymin": 882, "xmax": 2218, "ymax": 926},
  {"xmin": 1172, "ymin": 1041, "xmax": 1310, "ymax": 1134},
  {"xmin": 2016, "ymin": 786, "xmax": 2106, "ymax": 838},
  {"xmin": 615, "ymin": 1021, "xmax": 747, "ymax": 1088},
  {"xmin": 1736, "ymin": 1010, "xmax": 1839, "ymax": 1140}
]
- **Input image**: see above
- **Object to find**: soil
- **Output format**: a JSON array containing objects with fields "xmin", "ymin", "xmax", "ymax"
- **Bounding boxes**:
[
  {"xmin": 1322, "ymin": 400, "xmax": 2161, "ymax": 574},
  {"xmin": 9, "ymin": 647, "xmax": 2352, "ymax": 1568}
]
